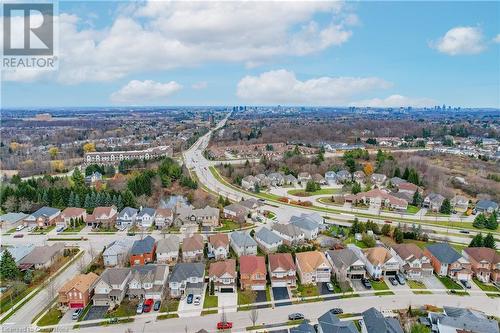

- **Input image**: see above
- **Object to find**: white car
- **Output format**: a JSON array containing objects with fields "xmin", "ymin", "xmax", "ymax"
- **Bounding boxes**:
[
  {"xmin": 193, "ymin": 296, "xmax": 201, "ymax": 306},
  {"xmin": 27, "ymin": 226, "xmax": 35, "ymax": 232},
  {"xmin": 15, "ymin": 225, "xmax": 25, "ymax": 231}
]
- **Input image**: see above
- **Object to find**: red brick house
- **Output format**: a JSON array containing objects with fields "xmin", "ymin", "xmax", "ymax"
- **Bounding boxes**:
[
  {"xmin": 239, "ymin": 255, "xmax": 267, "ymax": 290},
  {"xmin": 59, "ymin": 273, "xmax": 99, "ymax": 309},
  {"xmin": 462, "ymin": 247, "xmax": 500, "ymax": 283},
  {"xmin": 129, "ymin": 235, "xmax": 156, "ymax": 266}
]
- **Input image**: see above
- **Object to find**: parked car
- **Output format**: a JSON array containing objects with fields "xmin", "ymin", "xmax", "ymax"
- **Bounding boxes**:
[
  {"xmin": 217, "ymin": 322, "xmax": 233, "ymax": 330},
  {"xmin": 388, "ymin": 277, "xmax": 398, "ymax": 286},
  {"xmin": 395, "ymin": 273, "xmax": 406, "ymax": 285},
  {"xmin": 15, "ymin": 225, "xmax": 25, "ymax": 231},
  {"xmin": 288, "ymin": 313, "xmax": 304, "ymax": 320},
  {"xmin": 56, "ymin": 226, "xmax": 65, "ymax": 232},
  {"xmin": 153, "ymin": 300, "xmax": 161, "ymax": 311},
  {"xmin": 27, "ymin": 226, "xmax": 35, "ymax": 232},
  {"xmin": 329, "ymin": 308, "xmax": 343, "ymax": 315},
  {"xmin": 72, "ymin": 308, "xmax": 83, "ymax": 320},
  {"xmin": 136, "ymin": 302, "xmax": 144, "ymax": 314},
  {"xmin": 194, "ymin": 295, "xmax": 201, "ymax": 306},
  {"xmin": 13, "ymin": 234, "xmax": 24, "ymax": 238},
  {"xmin": 143, "ymin": 299, "xmax": 154, "ymax": 312},
  {"xmin": 459, "ymin": 230, "xmax": 470, "ymax": 234},
  {"xmin": 361, "ymin": 278, "xmax": 372, "ymax": 289},
  {"xmin": 186, "ymin": 294, "xmax": 194, "ymax": 304},
  {"xmin": 326, "ymin": 282, "xmax": 334, "ymax": 292},
  {"xmin": 460, "ymin": 280, "xmax": 471, "ymax": 289}
]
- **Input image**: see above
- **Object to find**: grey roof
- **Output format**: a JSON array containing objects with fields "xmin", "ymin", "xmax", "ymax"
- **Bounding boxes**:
[
  {"xmin": 325, "ymin": 171, "xmax": 337, "ymax": 178},
  {"xmin": 19, "ymin": 243, "xmax": 64, "ymax": 265},
  {"xmin": 326, "ymin": 249, "xmax": 363, "ymax": 268},
  {"xmin": 169, "ymin": 263, "xmax": 205, "ymax": 283},
  {"xmin": 284, "ymin": 174, "xmax": 297, "ymax": 181},
  {"xmin": 318, "ymin": 311, "xmax": 358, "ymax": 333},
  {"xmin": 239, "ymin": 199, "xmax": 259, "ymax": 210},
  {"xmin": 362, "ymin": 307, "xmax": 404, "ymax": 333},
  {"xmin": 290, "ymin": 321, "xmax": 316, "ymax": 333},
  {"xmin": 103, "ymin": 240, "xmax": 130, "ymax": 256},
  {"xmin": 425, "ymin": 243, "xmax": 461, "ymax": 264},
  {"xmin": 425, "ymin": 193, "xmax": 445, "ymax": 203},
  {"xmin": 272, "ymin": 223, "xmax": 304, "ymax": 238},
  {"xmin": 476, "ymin": 199, "xmax": 498, "ymax": 211},
  {"xmin": 30, "ymin": 206, "xmax": 60, "ymax": 218},
  {"xmin": 300, "ymin": 213, "xmax": 323, "ymax": 224},
  {"xmin": 0, "ymin": 244, "xmax": 34, "ymax": 263},
  {"xmin": 0, "ymin": 212, "xmax": 28, "ymax": 224},
  {"xmin": 117, "ymin": 207, "xmax": 138, "ymax": 218},
  {"xmin": 130, "ymin": 264, "xmax": 168, "ymax": 283},
  {"xmin": 137, "ymin": 207, "xmax": 156, "ymax": 217},
  {"xmin": 99, "ymin": 267, "xmax": 131, "ymax": 286},
  {"xmin": 390, "ymin": 177, "xmax": 407, "ymax": 186},
  {"xmin": 230, "ymin": 231, "xmax": 257, "ymax": 248},
  {"xmin": 336, "ymin": 170, "xmax": 351, "ymax": 178},
  {"xmin": 290, "ymin": 216, "xmax": 319, "ymax": 231},
  {"xmin": 131, "ymin": 235, "xmax": 156, "ymax": 255},
  {"xmin": 437, "ymin": 307, "xmax": 499, "ymax": 333},
  {"xmin": 156, "ymin": 236, "xmax": 180, "ymax": 253},
  {"xmin": 255, "ymin": 227, "xmax": 283, "ymax": 245}
]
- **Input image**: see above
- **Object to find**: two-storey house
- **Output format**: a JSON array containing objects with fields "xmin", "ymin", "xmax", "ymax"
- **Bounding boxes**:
[
  {"xmin": 93, "ymin": 268, "xmax": 132, "ymax": 307},
  {"xmin": 156, "ymin": 236, "xmax": 180, "ymax": 265},
  {"xmin": 295, "ymin": 251, "xmax": 331, "ymax": 284},
  {"xmin": 129, "ymin": 235, "xmax": 156, "ymax": 266},
  {"xmin": 59, "ymin": 273, "xmax": 99, "ymax": 309},
  {"xmin": 230, "ymin": 231, "xmax": 257, "ymax": 256},
  {"xmin": 116, "ymin": 207, "xmax": 138, "ymax": 229},
  {"xmin": 462, "ymin": 247, "xmax": 500, "ymax": 283},
  {"xmin": 326, "ymin": 248, "xmax": 366, "ymax": 280},
  {"xmin": 239, "ymin": 255, "xmax": 267, "ymax": 290},
  {"xmin": 390, "ymin": 243, "xmax": 433, "ymax": 279},
  {"xmin": 268, "ymin": 253, "xmax": 296, "ymax": 287},
  {"xmin": 208, "ymin": 259, "xmax": 237, "ymax": 293},
  {"xmin": 168, "ymin": 263, "xmax": 205, "ymax": 298},
  {"xmin": 208, "ymin": 233, "xmax": 230, "ymax": 260},
  {"xmin": 361, "ymin": 247, "xmax": 399, "ymax": 279},
  {"xmin": 424, "ymin": 243, "xmax": 472, "ymax": 281}
]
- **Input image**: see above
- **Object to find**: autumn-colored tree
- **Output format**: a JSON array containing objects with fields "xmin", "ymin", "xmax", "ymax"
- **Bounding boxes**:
[
  {"xmin": 9, "ymin": 142, "xmax": 21, "ymax": 151},
  {"xmin": 83, "ymin": 142, "xmax": 96, "ymax": 153},
  {"xmin": 51, "ymin": 160, "xmax": 65, "ymax": 172},
  {"xmin": 363, "ymin": 162, "xmax": 374, "ymax": 176},
  {"xmin": 48, "ymin": 147, "xmax": 59, "ymax": 159}
]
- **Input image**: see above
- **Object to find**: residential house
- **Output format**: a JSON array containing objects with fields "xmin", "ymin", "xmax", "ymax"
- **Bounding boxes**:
[
  {"xmin": 93, "ymin": 268, "xmax": 131, "ymax": 307},
  {"xmin": 182, "ymin": 234, "xmax": 204, "ymax": 262},
  {"xmin": 353, "ymin": 171, "xmax": 366, "ymax": 184},
  {"xmin": 423, "ymin": 193, "xmax": 445, "ymax": 212},
  {"xmin": 462, "ymin": 247, "xmax": 500, "ymax": 283},
  {"xmin": 195, "ymin": 206, "xmax": 220, "ymax": 229},
  {"xmin": 85, "ymin": 171, "xmax": 102, "ymax": 184},
  {"xmin": 223, "ymin": 203, "xmax": 250, "ymax": 223},
  {"xmin": 295, "ymin": 251, "xmax": 331, "ymax": 284},
  {"xmin": 284, "ymin": 174, "xmax": 298, "ymax": 187},
  {"xmin": 116, "ymin": 207, "xmax": 138, "ymax": 229},
  {"xmin": 390, "ymin": 244, "xmax": 433, "ymax": 279},
  {"xmin": 317, "ymin": 311, "xmax": 358, "ymax": 333},
  {"xmin": 360, "ymin": 307, "xmax": 404, "ymax": 333},
  {"xmin": 239, "ymin": 198, "xmax": 262, "ymax": 213},
  {"xmin": 298, "ymin": 212, "xmax": 324, "ymax": 225},
  {"xmin": 395, "ymin": 182, "xmax": 420, "ymax": 196},
  {"xmin": 336, "ymin": 170, "xmax": 351, "ymax": 184},
  {"xmin": 312, "ymin": 173, "xmax": 327, "ymax": 185},
  {"xmin": 208, "ymin": 233, "xmax": 230, "ymax": 260},
  {"xmin": 242, "ymin": 175, "xmax": 258, "ymax": 191},
  {"xmin": 137, "ymin": 207, "xmax": 156, "ymax": 228},
  {"xmin": 87, "ymin": 206, "xmax": 117, "ymax": 228},
  {"xmin": 18, "ymin": 243, "xmax": 64, "ymax": 270},
  {"xmin": 424, "ymin": 243, "xmax": 472, "ymax": 281},
  {"xmin": 156, "ymin": 236, "xmax": 180, "ymax": 265},
  {"xmin": 371, "ymin": 173, "xmax": 387, "ymax": 187},
  {"xmin": 230, "ymin": 231, "xmax": 258, "ymax": 256},
  {"xmin": 255, "ymin": 227, "xmax": 283, "ymax": 253},
  {"xmin": 24, "ymin": 207, "xmax": 60, "ymax": 228},
  {"xmin": 0, "ymin": 244, "xmax": 34, "ymax": 264},
  {"xmin": 59, "ymin": 273, "xmax": 99, "ymax": 309},
  {"xmin": 345, "ymin": 189, "xmax": 408, "ymax": 211},
  {"xmin": 427, "ymin": 306, "xmax": 499, "ymax": 333},
  {"xmin": 290, "ymin": 322, "xmax": 316, "ymax": 333},
  {"xmin": 255, "ymin": 174, "xmax": 271, "ymax": 188},
  {"xmin": 0, "ymin": 212, "xmax": 28, "ymax": 230},
  {"xmin": 129, "ymin": 235, "xmax": 156, "ymax": 266},
  {"xmin": 326, "ymin": 248, "xmax": 366, "ymax": 280},
  {"xmin": 361, "ymin": 247, "xmax": 399, "ymax": 279},
  {"xmin": 389, "ymin": 177, "xmax": 407, "ymax": 187},
  {"xmin": 268, "ymin": 253, "xmax": 296, "ymax": 287},
  {"xmin": 451, "ymin": 195, "xmax": 469, "ymax": 213},
  {"xmin": 155, "ymin": 208, "xmax": 173, "ymax": 229},
  {"xmin": 268, "ymin": 172, "xmax": 285, "ymax": 186},
  {"xmin": 168, "ymin": 263, "xmax": 205, "ymax": 298},
  {"xmin": 128, "ymin": 264, "xmax": 169, "ymax": 300},
  {"xmin": 325, "ymin": 171, "xmax": 338, "ymax": 186},
  {"xmin": 103, "ymin": 240, "xmax": 131, "ymax": 267},
  {"xmin": 290, "ymin": 216, "xmax": 319, "ymax": 240},
  {"xmin": 271, "ymin": 223, "xmax": 305, "ymax": 245},
  {"xmin": 239, "ymin": 255, "xmax": 267, "ymax": 290},
  {"xmin": 208, "ymin": 259, "xmax": 237, "ymax": 292},
  {"xmin": 298, "ymin": 172, "xmax": 312, "ymax": 184},
  {"xmin": 475, "ymin": 199, "xmax": 498, "ymax": 214},
  {"xmin": 58, "ymin": 207, "xmax": 86, "ymax": 229}
]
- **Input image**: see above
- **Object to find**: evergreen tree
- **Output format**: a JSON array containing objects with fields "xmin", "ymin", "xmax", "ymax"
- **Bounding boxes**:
[
  {"xmin": 394, "ymin": 227, "xmax": 404, "ymax": 243},
  {"xmin": 473, "ymin": 213, "xmax": 487, "ymax": 229},
  {"xmin": 402, "ymin": 167, "xmax": 410, "ymax": 180},
  {"xmin": 224, "ymin": 197, "xmax": 231, "ymax": 206},
  {"xmin": 0, "ymin": 250, "xmax": 20, "ymax": 280},
  {"xmin": 68, "ymin": 192, "xmax": 75, "ymax": 207},
  {"xmin": 440, "ymin": 198, "xmax": 452, "ymax": 214},
  {"xmin": 74, "ymin": 194, "xmax": 81, "ymax": 208},
  {"xmin": 117, "ymin": 195, "xmax": 124, "ymax": 211},
  {"xmin": 468, "ymin": 233, "xmax": 483, "ymax": 247},
  {"xmin": 483, "ymin": 233, "xmax": 496, "ymax": 249},
  {"xmin": 122, "ymin": 190, "xmax": 136, "ymax": 208},
  {"xmin": 485, "ymin": 212, "xmax": 498, "ymax": 230},
  {"xmin": 412, "ymin": 191, "xmax": 423, "ymax": 207},
  {"xmin": 84, "ymin": 193, "xmax": 91, "ymax": 210},
  {"xmin": 351, "ymin": 182, "xmax": 362, "ymax": 194},
  {"xmin": 393, "ymin": 167, "xmax": 401, "ymax": 178},
  {"xmin": 71, "ymin": 168, "xmax": 85, "ymax": 188}
]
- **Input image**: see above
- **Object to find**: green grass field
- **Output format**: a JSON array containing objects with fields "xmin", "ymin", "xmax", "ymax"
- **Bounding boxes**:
[
  {"xmin": 203, "ymin": 295, "xmax": 218, "ymax": 308},
  {"xmin": 37, "ymin": 307, "xmax": 63, "ymax": 326},
  {"xmin": 407, "ymin": 280, "xmax": 432, "ymax": 294},
  {"xmin": 473, "ymin": 278, "xmax": 500, "ymax": 297},
  {"xmin": 371, "ymin": 280, "xmax": 394, "ymax": 296},
  {"xmin": 288, "ymin": 188, "xmax": 340, "ymax": 197}
]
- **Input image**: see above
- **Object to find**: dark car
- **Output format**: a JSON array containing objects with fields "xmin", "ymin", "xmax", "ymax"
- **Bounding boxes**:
[
  {"xmin": 395, "ymin": 273, "xmax": 406, "ymax": 285},
  {"xmin": 460, "ymin": 280, "xmax": 471, "ymax": 289},
  {"xmin": 388, "ymin": 277, "xmax": 398, "ymax": 286},
  {"xmin": 459, "ymin": 230, "xmax": 470, "ymax": 234},
  {"xmin": 153, "ymin": 300, "xmax": 161, "ymax": 311},
  {"xmin": 288, "ymin": 313, "xmax": 304, "ymax": 320},
  {"xmin": 187, "ymin": 294, "xmax": 194, "ymax": 304},
  {"xmin": 329, "ymin": 308, "xmax": 343, "ymax": 315},
  {"xmin": 361, "ymin": 278, "xmax": 372, "ymax": 289},
  {"xmin": 13, "ymin": 234, "xmax": 24, "ymax": 238}
]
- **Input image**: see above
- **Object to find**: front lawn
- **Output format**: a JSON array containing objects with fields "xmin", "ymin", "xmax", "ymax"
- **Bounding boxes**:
[
  {"xmin": 216, "ymin": 219, "xmax": 251, "ymax": 231},
  {"xmin": 406, "ymin": 205, "xmax": 420, "ymax": 214},
  {"xmin": 294, "ymin": 283, "xmax": 319, "ymax": 298},
  {"xmin": 62, "ymin": 224, "xmax": 86, "ymax": 233},
  {"xmin": 159, "ymin": 298, "xmax": 179, "ymax": 313},
  {"xmin": 288, "ymin": 188, "xmax": 340, "ymax": 197},
  {"xmin": 473, "ymin": 278, "xmax": 500, "ymax": 297},
  {"xmin": 203, "ymin": 295, "xmax": 218, "ymax": 309},
  {"xmin": 37, "ymin": 306, "xmax": 63, "ymax": 326},
  {"xmin": 371, "ymin": 280, "xmax": 394, "ymax": 296},
  {"xmin": 106, "ymin": 299, "xmax": 137, "ymax": 318},
  {"xmin": 407, "ymin": 280, "xmax": 432, "ymax": 295},
  {"xmin": 238, "ymin": 290, "xmax": 255, "ymax": 305},
  {"xmin": 437, "ymin": 276, "xmax": 468, "ymax": 295}
]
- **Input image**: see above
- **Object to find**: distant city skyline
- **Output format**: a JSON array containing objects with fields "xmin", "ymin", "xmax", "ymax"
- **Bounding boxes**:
[{"xmin": 2, "ymin": 1, "xmax": 499, "ymax": 108}]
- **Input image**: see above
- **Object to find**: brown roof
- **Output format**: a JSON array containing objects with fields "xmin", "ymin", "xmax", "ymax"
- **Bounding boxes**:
[
  {"xmin": 363, "ymin": 247, "xmax": 393, "ymax": 266},
  {"xmin": 182, "ymin": 234, "xmax": 204, "ymax": 252},
  {"xmin": 209, "ymin": 233, "xmax": 229, "ymax": 248},
  {"xmin": 61, "ymin": 207, "xmax": 86, "ymax": 218},
  {"xmin": 397, "ymin": 182, "xmax": 418, "ymax": 191},
  {"xmin": 239, "ymin": 255, "xmax": 266, "ymax": 275},
  {"xmin": 59, "ymin": 272, "xmax": 99, "ymax": 294},
  {"xmin": 392, "ymin": 243, "xmax": 424, "ymax": 261},
  {"xmin": 92, "ymin": 206, "xmax": 116, "ymax": 218},
  {"xmin": 463, "ymin": 247, "xmax": 500, "ymax": 264},
  {"xmin": 295, "ymin": 251, "xmax": 329, "ymax": 273},
  {"xmin": 209, "ymin": 259, "xmax": 236, "ymax": 278},
  {"xmin": 156, "ymin": 208, "xmax": 173, "ymax": 217},
  {"xmin": 269, "ymin": 253, "xmax": 295, "ymax": 272}
]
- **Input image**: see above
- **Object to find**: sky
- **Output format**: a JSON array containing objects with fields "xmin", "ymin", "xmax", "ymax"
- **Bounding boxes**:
[{"xmin": 1, "ymin": 0, "xmax": 499, "ymax": 108}]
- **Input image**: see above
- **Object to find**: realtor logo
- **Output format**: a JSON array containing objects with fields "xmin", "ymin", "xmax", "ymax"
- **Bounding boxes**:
[{"xmin": 3, "ymin": 3, "xmax": 54, "ymax": 56}]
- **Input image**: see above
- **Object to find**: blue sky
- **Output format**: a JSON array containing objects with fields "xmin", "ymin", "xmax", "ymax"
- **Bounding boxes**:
[{"xmin": 2, "ymin": 1, "xmax": 499, "ymax": 108}]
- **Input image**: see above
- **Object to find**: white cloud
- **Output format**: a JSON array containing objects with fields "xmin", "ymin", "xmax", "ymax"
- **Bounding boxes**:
[
  {"xmin": 493, "ymin": 34, "xmax": 500, "ymax": 43},
  {"xmin": 236, "ymin": 69, "xmax": 391, "ymax": 105},
  {"xmin": 4, "ymin": 1, "xmax": 356, "ymax": 84},
  {"xmin": 191, "ymin": 81, "xmax": 208, "ymax": 90},
  {"xmin": 431, "ymin": 26, "xmax": 486, "ymax": 55},
  {"xmin": 110, "ymin": 80, "xmax": 182, "ymax": 104},
  {"xmin": 350, "ymin": 94, "xmax": 436, "ymax": 108}
]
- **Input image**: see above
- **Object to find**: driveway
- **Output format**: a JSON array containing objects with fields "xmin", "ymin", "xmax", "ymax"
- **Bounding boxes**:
[
  {"xmin": 59, "ymin": 308, "xmax": 76, "ymax": 325},
  {"xmin": 178, "ymin": 284, "xmax": 206, "ymax": 317},
  {"xmin": 82, "ymin": 306, "xmax": 108, "ymax": 321},
  {"xmin": 351, "ymin": 280, "xmax": 374, "ymax": 297},
  {"xmin": 386, "ymin": 278, "xmax": 411, "ymax": 293},
  {"xmin": 272, "ymin": 287, "xmax": 291, "ymax": 307},
  {"xmin": 422, "ymin": 275, "xmax": 446, "ymax": 294},
  {"xmin": 217, "ymin": 292, "xmax": 237, "ymax": 313},
  {"xmin": 254, "ymin": 290, "xmax": 268, "ymax": 309}
]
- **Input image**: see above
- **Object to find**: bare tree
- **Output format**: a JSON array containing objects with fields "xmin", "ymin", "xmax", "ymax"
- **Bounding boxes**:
[
  {"xmin": 46, "ymin": 280, "xmax": 57, "ymax": 303},
  {"xmin": 249, "ymin": 307, "xmax": 259, "ymax": 328},
  {"xmin": 76, "ymin": 256, "xmax": 86, "ymax": 273}
]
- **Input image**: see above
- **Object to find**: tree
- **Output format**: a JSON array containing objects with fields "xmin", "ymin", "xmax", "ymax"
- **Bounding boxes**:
[
  {"xmin": 83, "ymin": 142, "xmax": 96, "ymax": 153},
  {"xmin": 468, "ymin": 233, "xmax": 483, "ymax": 247},
  {"xmin": 0, "ymin": 250, "xmax": 20, "ymax": 280},
  {"xmin": 393, "ymin": 227, "xmax": 404, "ymax": 243},
  {"xmin": 440, "ymin": 198, "xmax": 451, "ymax": 214},
  {"xmin": 249, "ymin": 308, "xmax": 259, "ymax": 329},
  {"xmin": 485, "ymin": 212, "xmax": 498, "ymax": 230},
  {"xmin": 351, "ymin": 182, "xmax": 361, "ymax": 195},
  {"xmin": 393, "ymin": 167, "xmax": 401, "ymax": 178},
  {"xmin": 473, "ymin": 213, "xmax": 487, "ymax": 229},
  {"xmin": 51, "ymin": 160, "xmax": 65, "ymax": 172},
  {"xmin": 71, "ymin": 168, "xmax": 85, "ymax": 188},
  {"xmin": 483, "ymin": 233, "xmax": 496, "ymax": 249},
  {"xmin": 344, "ymin": 158, "xmax": 356, "ymax": 173},
  {"xmin": 305, "ymin": 181, "xmax": 319, "ymax": 193},
  {"xmin": 363, "ymin": 163, "xmax": 374, "ymax": 176},
  {"xmin": 48, "ymin": 147, "xmax": 59, "ymax": 159},
  {"xmin": 402, "ymin": 167, "xmax": 410, "ymax": 180},
  {"xmin": 411, "ymin": 323, "xmax": 430, "ymax": 333},
  {"xmin": 412, "ymin": 191, "xmax": 423, "ymax": 207},
  {"xmin": 381, "ymin": 224, "xmax": 391, "ymax": 236}
]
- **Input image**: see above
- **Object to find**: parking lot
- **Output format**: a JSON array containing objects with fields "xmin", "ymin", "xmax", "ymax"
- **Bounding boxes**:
[{"xmin": 272, "ymin": 287, "xmax": 291, "ymax": 307}]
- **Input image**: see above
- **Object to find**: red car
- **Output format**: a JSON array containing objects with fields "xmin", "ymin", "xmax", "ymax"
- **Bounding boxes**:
[
  {"xmin": 217, "ymin": 322, "xmax": 233, "ymax": 330},
  {"xmin": 143, "ymin": 299, "xmax": 154, "ymax": 313}
]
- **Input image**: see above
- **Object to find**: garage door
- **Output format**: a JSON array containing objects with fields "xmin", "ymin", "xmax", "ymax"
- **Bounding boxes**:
[
  {"xmin": 272, "ymin": 281, "xmax": 288, "ymax": 287},
  {"xmin": 385, "ymin": 271, "xmax": 397, "ymax": 276},
  {"xmin": 252, "ymin": 285, "xmax": 266, "ymax": 291},
  {"xmin": 220, "ymin": 288, "xmax": 234, "ymax": 293},
  {"xmin": 70, "ymin": 303, "xmax": 84, "ymax": 309},
  {"xmin": 350, "ymin": 274, "xmax": 364, "ymax": 280}
]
